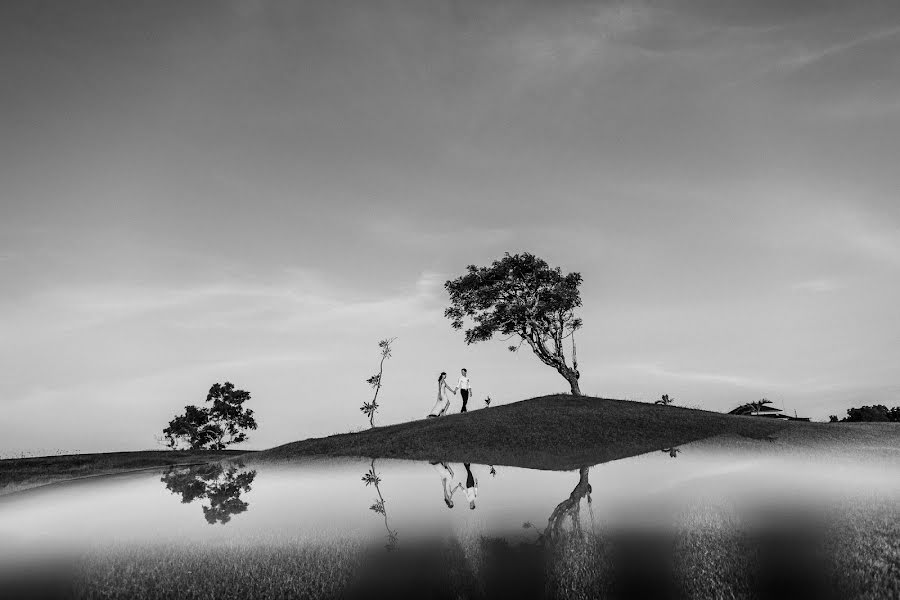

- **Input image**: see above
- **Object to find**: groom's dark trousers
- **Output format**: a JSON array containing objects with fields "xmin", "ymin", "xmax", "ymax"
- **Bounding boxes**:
[{"xmin": 460, "ymin": 389, "xmax": 469, "ymax": 412}]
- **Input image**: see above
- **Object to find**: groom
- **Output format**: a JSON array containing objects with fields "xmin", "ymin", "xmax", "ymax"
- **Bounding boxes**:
[{"xmin": 456, "ymin": 368, "xmax": 472, "ymax": 413}]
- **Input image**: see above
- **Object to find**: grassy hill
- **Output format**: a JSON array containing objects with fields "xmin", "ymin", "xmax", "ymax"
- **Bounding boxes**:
[{"xmin": 262, "ymin": 395, "xmax": 786, "ymax": 470}]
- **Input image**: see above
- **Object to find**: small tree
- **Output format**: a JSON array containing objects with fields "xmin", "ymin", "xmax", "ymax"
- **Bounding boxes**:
[
  {"xmin": 444, "ymin": 252, "xmax": 584, "ymax": 395},
  {"xmin": 361, "ymin": 338, "xmax": 395, "ymax": 428},
  {"xmin": 655, "ymin": 394, "xmax": 674, "ymax": 406},
  {"xmin": 484, "ymin": 395, "xmax": 492, "ymax": 408},
  {"xmin": 162, "ymin": 404, "xmax": 218, "ymax": 450},
  {"xmin": 162, "ymin": 382, "xmax": 257, "ymax": 450},
  {"xmin": 842, "ymin": 404, "xmax": 896, "ymax": 422}
]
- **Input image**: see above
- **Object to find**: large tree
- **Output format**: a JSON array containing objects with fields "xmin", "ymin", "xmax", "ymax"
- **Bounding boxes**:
[
  {"xmin": 444, "ymin": 252, "xmax": 584, "ymax": 395},
  {"xmin": 162, "ymin": 382, "xmax": 258, "ymax": 450}
]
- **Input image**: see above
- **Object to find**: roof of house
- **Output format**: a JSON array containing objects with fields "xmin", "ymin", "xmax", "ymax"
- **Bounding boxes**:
[{"xmin": 728, "ymin": 403, "xmax": 783, "ymax": 415}]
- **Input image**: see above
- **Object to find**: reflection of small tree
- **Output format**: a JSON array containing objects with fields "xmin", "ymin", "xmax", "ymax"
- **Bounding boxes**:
[
  {"xmin": 655, "ymin": 394, "xmax": 674, "ymax": 406},
  {"xmin": 489, "ymin": 465, "xmax": 497, "ymax": 477},
  {"xmin": 362, "ymin": 459, "xmax": 398, "ymax": 550},
  {"xmin": 661, "ymin": 447, "xmax": 680, "ymax": 458},
  {"xmin": 161, "ymin": 461, "xmax": 257, "ymax": 524},
  {"xmin": 361, "ymin": 338, "xmax": 396, "ymax": 428}
]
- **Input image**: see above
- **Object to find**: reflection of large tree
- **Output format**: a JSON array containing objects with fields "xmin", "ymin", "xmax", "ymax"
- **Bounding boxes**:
[
  {"xmin": 542, "ymin": 466, "xmax": 592, "ymax": 543},
  {"xmin": 161, "ymin": 461, "xmax": 257, "ymax": 525},
  {"xmin": 362, "ymin": 459, "xmax": 398, "ymax": 550}
]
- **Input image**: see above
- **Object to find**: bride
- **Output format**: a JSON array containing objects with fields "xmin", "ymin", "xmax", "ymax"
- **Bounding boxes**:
[{"xmin": 427, "ymin": 372, "xmax": 456, "ymax": 418}]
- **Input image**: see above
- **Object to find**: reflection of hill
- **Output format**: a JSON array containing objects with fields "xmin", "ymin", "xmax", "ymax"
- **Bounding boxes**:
[
  {"xmin": 161, "ymin": 462, "xmax": 256, "ymax": 524},
  {"xmin": 263, "ymin": 395, "xmax": 782, "ymax": 469}
]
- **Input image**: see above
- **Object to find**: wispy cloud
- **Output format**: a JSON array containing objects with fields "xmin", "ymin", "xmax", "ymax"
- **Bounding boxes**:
[
  {"xmin": 779, "ymin": 25, "xmax": 900, "ymax": 71},
  {"xmin": 791, "ymin": 279, "xmax": 842, "ymax": 293},
  {"xmin": 1, "ymin": 268, "xmax": 446, "ymax": 340},
  {"xmin": 833, "ymin": 209, "xmax": 900, "ymax": 267},
  {"xmin": 622, "ymin": 362, "xmax": 779, "ymax": 389},
  {"xmin": 367, "ymin": 217, "xmax": 513, "ymax": 250}
]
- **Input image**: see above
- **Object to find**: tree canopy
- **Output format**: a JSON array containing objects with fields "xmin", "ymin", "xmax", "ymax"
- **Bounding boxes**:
[
  {"xmin": 444, "ymin": 252, "xmax": 584, "ymax": 395},
  {"xmin": 162, "ymin": 382, "xmax": 257, "ymax": 450},
  {"xmin": 834, "ymin": 404, "xmax": 900, "ymax": 423}
]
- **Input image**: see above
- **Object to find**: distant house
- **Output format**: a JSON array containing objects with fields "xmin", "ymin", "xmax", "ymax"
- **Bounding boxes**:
[{"xmin": 728, "ymin": 399, "xmax": 809, "ymax": 421}]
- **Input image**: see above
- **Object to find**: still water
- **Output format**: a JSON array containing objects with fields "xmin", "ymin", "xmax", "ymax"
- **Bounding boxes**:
[{"xmin": 1, "ymin": 433, "xmax": 898, "ymax": 598}]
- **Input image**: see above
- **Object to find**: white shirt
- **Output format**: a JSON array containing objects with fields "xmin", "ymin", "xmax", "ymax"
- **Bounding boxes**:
[
  {"xmin": 457, "ymin": 375, "xmax": 470, "ymax": 390},
  {"xmin": 465, "ymin": 484, "xmax": 478, "ymax": 502}
]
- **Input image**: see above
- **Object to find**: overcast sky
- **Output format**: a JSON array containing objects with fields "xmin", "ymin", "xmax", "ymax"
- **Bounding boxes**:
[{"xmin": 2, "ymin": 0, "xmax": 899, "ymax": 455}]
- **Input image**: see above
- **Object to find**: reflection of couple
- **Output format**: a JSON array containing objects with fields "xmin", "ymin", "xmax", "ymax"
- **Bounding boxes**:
[
  {"xmin": 427, "ymin": 369, "xmax": 472, "ymax": 418},
  {"xmin": 431, "ymin": 461, "xmax": 478, "ymax": 510}
]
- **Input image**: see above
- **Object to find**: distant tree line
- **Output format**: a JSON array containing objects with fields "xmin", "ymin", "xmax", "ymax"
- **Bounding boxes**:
[{"xmin": 829, "ymin": 405, "xmax": 900, "ymax": 423}]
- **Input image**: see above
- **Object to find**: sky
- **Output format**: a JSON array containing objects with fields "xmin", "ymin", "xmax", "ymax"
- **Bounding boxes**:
[{"xmin": 2, "ymin": 0, "xmax": 899, "ymax": 456}]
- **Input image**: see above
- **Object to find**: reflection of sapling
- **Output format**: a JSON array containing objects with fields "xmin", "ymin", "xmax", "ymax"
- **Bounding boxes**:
[
  {"xmin": 362, "ymin": 466, "xmax": 381, "ymax": 487},
  {"xmin": 360, "ymin": 338, "xmax": 396, "ymax": 428},
  {"xmin": 361, "ymin": 459, "xmax": 398, "ymax": 551}
]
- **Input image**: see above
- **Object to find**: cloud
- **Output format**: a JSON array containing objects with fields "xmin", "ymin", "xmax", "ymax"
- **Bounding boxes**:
[
  {"xmin": 0, "ymin": 267, "xmax": 447, "ymax": 343},
  {"xmin": 834, "ymin": 211, "xmax": 900, "ymax": 267},
  {"xmin": 366, "ymin": 217, "xmax": 513, "ymax": 250},
  {"xmin": 622, "ymin": 362, "xmax": 779, "ymax": 389},
  {"xmin": 791, "ymin": 279, "xmax": 841, "ymax": 293},
  {"xmin": 778, "ymin": 25, "xmax": 900, "ymax": 71}
]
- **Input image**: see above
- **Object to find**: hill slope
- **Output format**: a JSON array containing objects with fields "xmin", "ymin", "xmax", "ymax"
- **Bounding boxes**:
[{"xmin": 262, "ymin": 395, "xmax": 785, "ymax": 469}]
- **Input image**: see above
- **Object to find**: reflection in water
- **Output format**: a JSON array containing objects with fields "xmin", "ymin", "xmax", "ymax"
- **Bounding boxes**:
[
  {"xmin": 161, "ymin": 461, "xmax": 257, "ymax": 525},
  {"xmin": 462, "ymin": 463, "xmax": 478, "ymax": 510},
  {"xmin": 543, "ymin": 466, "xmax": 592, "ymax": 543},
  {"xmin": 362, "ymin": 459, "xmax": 398, "ymax": 550},
  {"xmin": 430, "ymin": 461, "xmax": 459, "ymax": 509},
  {"xmin": 488, "ymin": 465, "xmax": 497, "ymax": 477},
  {"xmin": 661, "ymin": 447, "xmax": 681, "ymax": 458},
  {"xmin": 519, "ymin": 467, "xmax": 594, "ymax": 544},
  {"xmin": 6, "ymin": 438, "xmax": 895, "ymax": 599}
]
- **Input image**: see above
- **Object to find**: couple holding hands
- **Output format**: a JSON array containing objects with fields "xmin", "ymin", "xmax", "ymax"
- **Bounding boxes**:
[{"xmin": 427, "ymin": 368, "xmax": 472, "ymax": 418}]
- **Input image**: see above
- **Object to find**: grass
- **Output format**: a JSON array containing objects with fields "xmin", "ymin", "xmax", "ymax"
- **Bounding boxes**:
[
  {"xmin": 59, "ymin": 496, "xmax": 900, "ymax": 600},
  {"xmin": 0, "ymin": 450, "xmax": 251, "ymax": 496},
  {"xmin": 262, "ymin": 394, "xmax": 786, "ymax": 469},
  {"xmin": 67, "ymin": 542, "xmax": 362, "ymax": 600}
]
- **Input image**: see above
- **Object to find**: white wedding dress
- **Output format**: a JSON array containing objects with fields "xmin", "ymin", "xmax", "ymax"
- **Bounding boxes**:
[{"xmin": 428, "ymin": 379, "xmax": 454, "ymax": 417}]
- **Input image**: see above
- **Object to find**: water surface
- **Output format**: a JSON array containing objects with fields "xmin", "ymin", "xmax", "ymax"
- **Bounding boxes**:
[{"xmin": 1, "ymin": 433, "xmax": 898, "ymax": 598}]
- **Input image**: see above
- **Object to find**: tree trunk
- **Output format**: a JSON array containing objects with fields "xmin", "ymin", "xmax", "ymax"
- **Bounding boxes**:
[
  {"xmin": 521, "ymin": 328, "xmax": 582, "ymax": 395},
  {"xmin": 559, "ymin": 366, "xmax": 581, "ymax": 396}
]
